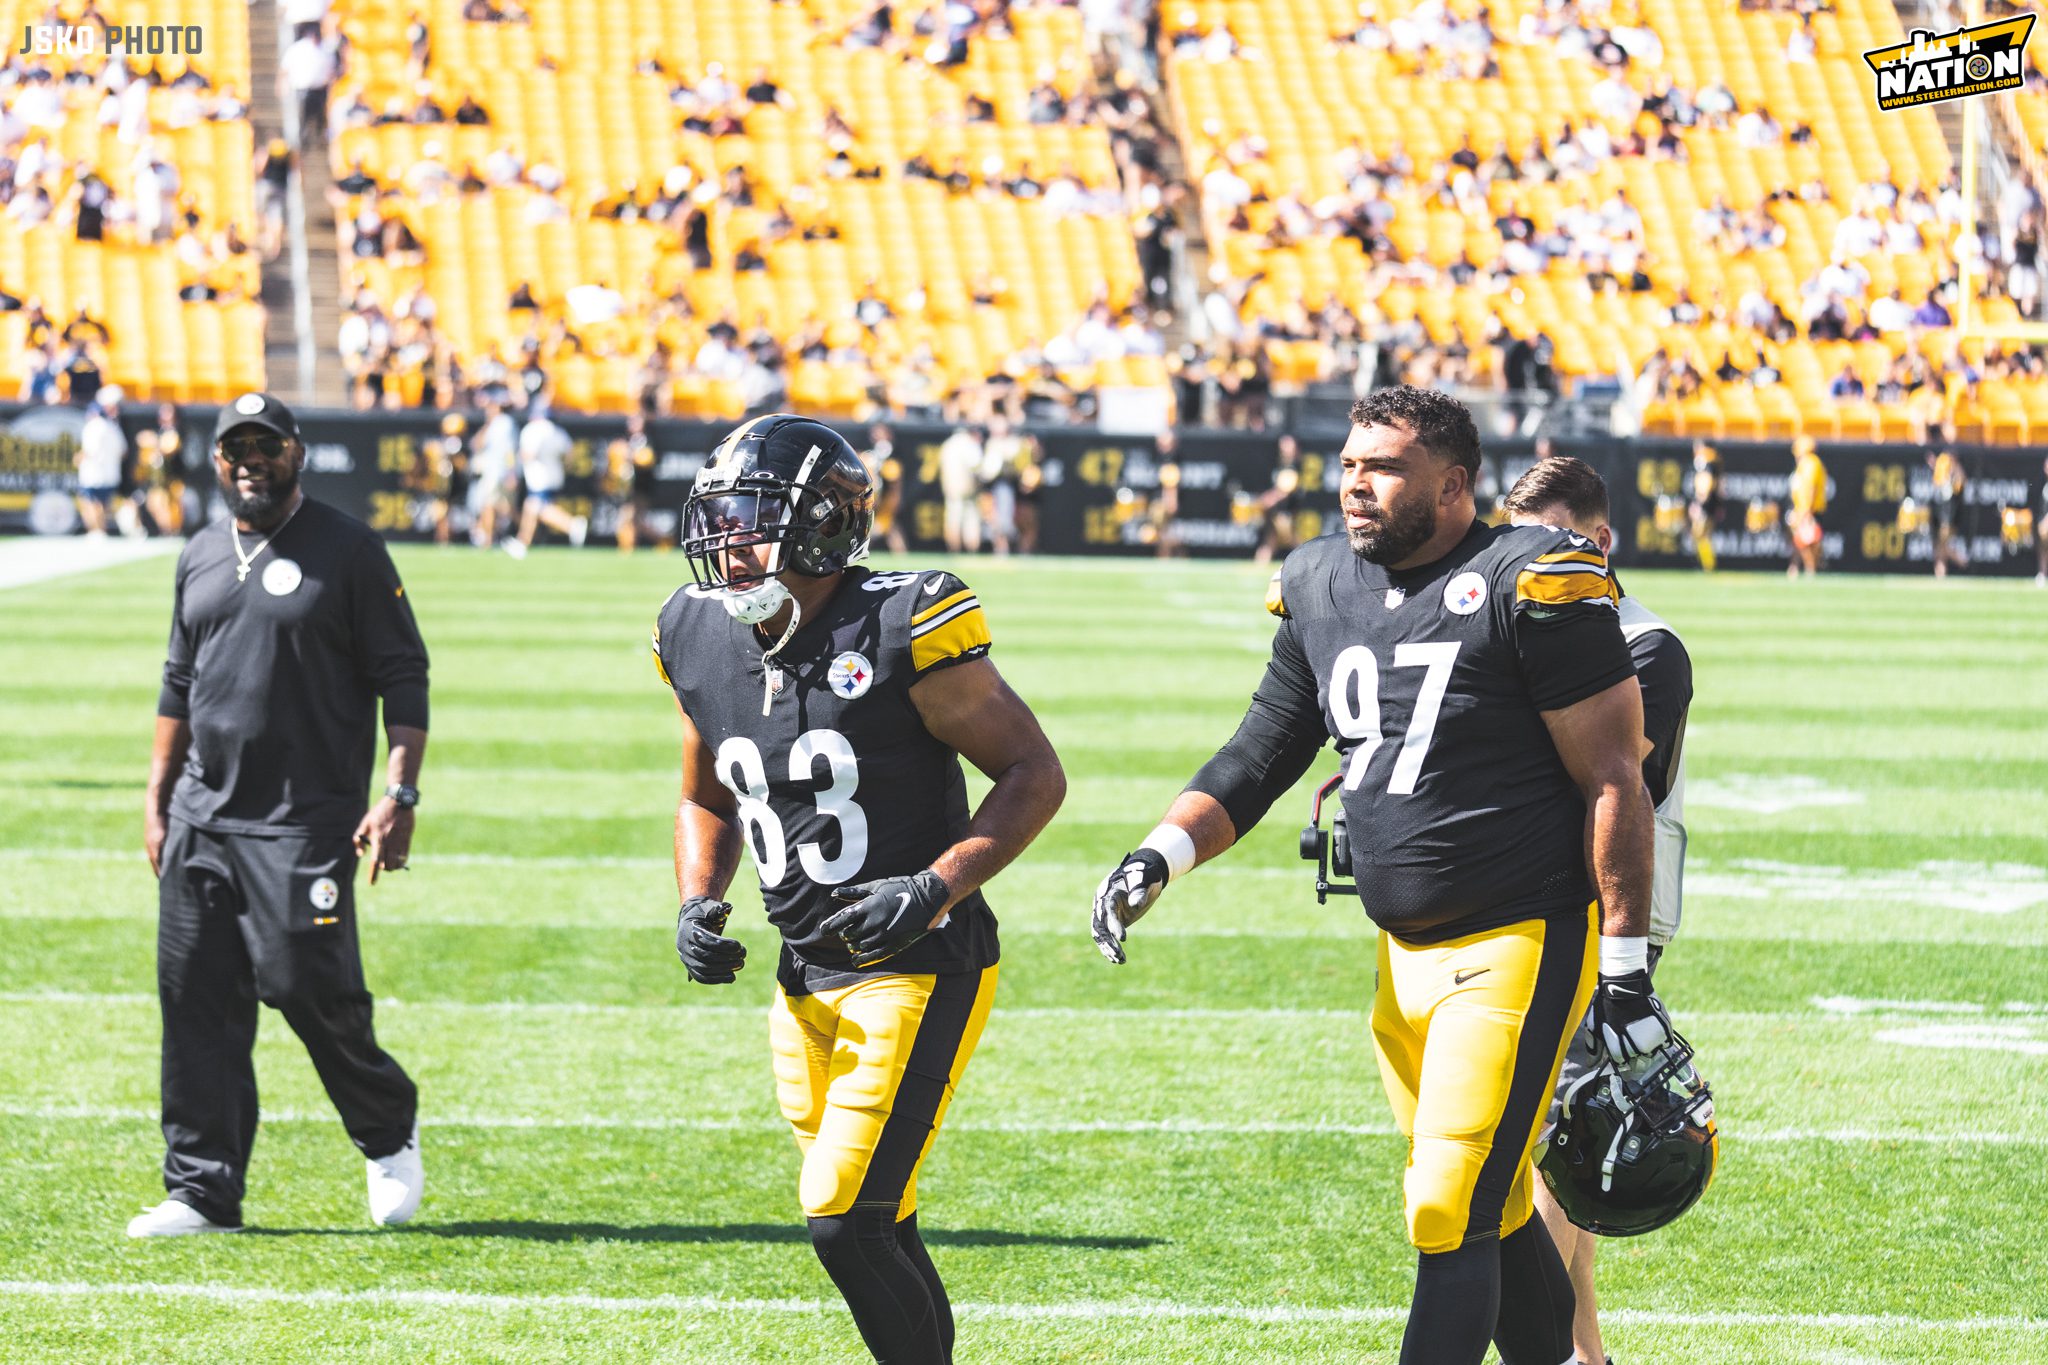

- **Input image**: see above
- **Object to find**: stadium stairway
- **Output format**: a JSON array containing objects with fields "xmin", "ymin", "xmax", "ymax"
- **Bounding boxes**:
[
  {"xmin": 298, "ymin": 153, "xmax": 347, "ymax": 408},
  {"xmin": 249, "ymin": 0, "xmax": 347, "ymax": 407},
  {"xmin": 249, "ymin": 0, "xmax": 301, "ymax": 400}
]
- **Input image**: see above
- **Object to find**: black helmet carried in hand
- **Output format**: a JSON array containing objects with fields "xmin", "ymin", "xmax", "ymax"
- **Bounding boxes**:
[
  {"xmin": 1539, "ymin": 1029, "xmax": 1719, "ymax": 1237},
  {"xmin": 683, "ymin": 414, "xmax": 875, "ymax": 592}
]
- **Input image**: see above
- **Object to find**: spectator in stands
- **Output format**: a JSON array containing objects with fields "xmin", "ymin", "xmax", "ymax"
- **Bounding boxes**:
[
  {"xmin": 1786, "ymin": 14, "xmax": 1817, "ymax": 63},
  {"xmin": 1867, "ymin": 289, "xmax": 1913, "ymax": 334},
  {"xmin": 1026, "ymin": 74, "xmax": 1067, "ymax": 124},
  {"xmin": 1827, "ymin": 363, "xmax": 1865, "ymax": 401},
  {"xmin": 744, "ymin": 66, "xmax": 792, "ymax": 108},
  {"xmin": 462, "ymin": 0, "xmax": 529, "ymax": 21},
  {"xmin": 281, "ymin": 24, "xmax": 338, "ymax": 146},
  {"xmin": 253, "ymin": 140, "xmax": 292, "ymax": 259},
  {"xmin": 2011, "ymin": 211, "xmax": 2042, "ymax": 318},
  {"xmin": 63, "ymin": 167, "xmax": 112, "ymax": 244},
  {"xmin": 61, "ymin": 338, "xmax": 104, "ymax": 405},
  {"xmin": 18, "ymin": 346, "xmax": 59, "ymax": 403}
]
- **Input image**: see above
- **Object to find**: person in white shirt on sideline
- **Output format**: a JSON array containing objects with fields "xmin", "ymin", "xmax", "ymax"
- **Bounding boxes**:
[
  {"xmin": 506, "ymin": 405, "xmax": 588, "ymax": 558},
  {"xmin": 76, "ymin": 385, "xmax": 129, "ymax": 536}
]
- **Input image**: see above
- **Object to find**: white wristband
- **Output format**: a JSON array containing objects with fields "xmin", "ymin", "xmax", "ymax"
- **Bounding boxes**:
[
  {"xmin": 1600, "ymin": 934, "xmax": 1650, "ymax": 975},
  {"xmin": 1140, "ymin": 823, "xmax": 1198, "ymax": 882}
]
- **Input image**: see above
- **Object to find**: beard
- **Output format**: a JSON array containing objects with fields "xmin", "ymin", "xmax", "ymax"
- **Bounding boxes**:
[
  {"xmin": 1346, "ymin": 492, "xmax": 1438, "ymax": 564},
  {"xmin": 219, "ymin": 462, "xmax": 300, "ymax": 524}
]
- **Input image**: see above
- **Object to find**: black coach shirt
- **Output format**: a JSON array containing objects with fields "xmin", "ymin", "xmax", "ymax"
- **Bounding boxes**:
[
  {"xmin": 158, "ymin": 497, "xmax": 429, "ymax": 836},
  {"xmin": 1199, "ymin": 522, "xmax": 1636, "ymax": 944},
  {"xmin": 655, "ymin": 566, "xmax": 1000, "ymax": 994}
]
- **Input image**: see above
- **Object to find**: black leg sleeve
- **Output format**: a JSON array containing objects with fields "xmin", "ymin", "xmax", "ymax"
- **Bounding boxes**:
[
  {"xmin": 1399, "ymin": 1237, "xmax": 1501, "ymax": 1365},
  {"xmin": 155, "ymin": 821, "xmax": 259, "ymax": 1227},
  {"xmin": 808, "ymin": 1203, "xmax": 947, "ymax": 1365},
  {"xmin": 1493, "ymin": 1217, "xmax": 1576, "ymax": 1365},
  {"xmin": 894, "ymin": 1212, "xmax": 953, "ymax": 1361}
]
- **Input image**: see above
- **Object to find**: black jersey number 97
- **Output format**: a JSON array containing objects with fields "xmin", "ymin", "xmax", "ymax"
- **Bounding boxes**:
[{"xmin": 716, "ymin": 730, "xmax": 870, "ymax": 888}]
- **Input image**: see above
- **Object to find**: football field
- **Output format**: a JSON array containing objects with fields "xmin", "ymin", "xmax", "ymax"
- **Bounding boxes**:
[{"xmin": 2, "ymin": 546, "xmax": 2045, "ymax": 1364}]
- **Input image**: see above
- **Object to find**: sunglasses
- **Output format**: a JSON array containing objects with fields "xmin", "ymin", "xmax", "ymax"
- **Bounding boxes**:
[{"xmin": 216, "ymin": 433, "xmax": 289, "ymax": 462}]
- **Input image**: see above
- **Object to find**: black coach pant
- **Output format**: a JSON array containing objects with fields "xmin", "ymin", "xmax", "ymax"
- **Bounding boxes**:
[{"xmin": 156, "ymin": 818, "xmax": 416, "ymax": 1225}]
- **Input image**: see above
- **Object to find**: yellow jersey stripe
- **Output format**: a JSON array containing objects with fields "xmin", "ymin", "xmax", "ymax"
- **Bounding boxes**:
[
  {"xmin": 1516, "ymin": 568, "xmax": 1620, "ymax": 608},
  {"xmin": 652, "ymin": 639, "xmax": 673, "ymax": 687},
  {"xmin": 912, "ymin": 589, "xmax": 975, "ymax": 625},
  {"xmin": 911, "ymin": 605, "xmax": 992, "ymax": 671},
  {"xmin": 911, "ymin": 596, "xmax": 981, "ymax": 635}
]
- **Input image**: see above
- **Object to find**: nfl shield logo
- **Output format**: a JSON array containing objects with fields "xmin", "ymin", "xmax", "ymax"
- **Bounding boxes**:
[{"xmin": 829, "ymin": 652, "xmax": 874, "ymax": 699}]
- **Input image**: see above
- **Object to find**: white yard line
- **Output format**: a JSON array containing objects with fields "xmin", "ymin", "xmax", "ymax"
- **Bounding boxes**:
[
  {"xmin": 0, "ymin": 536, "xmax": 178, "ymax": 591},
  {"xmin": 2, "ymin": 1104, "xmax": 2038, "ymax": 1145},
  {"xmin": 0, "ymin": 991, "xmax": 1989, "ymax": 1026},
  {"xmin": 0, "ymin": 1279, "xmax": 2039, "ymax": 1333}
]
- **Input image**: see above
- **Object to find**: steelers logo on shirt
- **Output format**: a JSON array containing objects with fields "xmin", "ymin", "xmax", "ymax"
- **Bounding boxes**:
[
  {"xmin": 828, "ymin": 651, "xmax": 875, "ymax": 699},
  {"xmin": 1443, "ymin": 571, "xmax": 1487, "ymax": 615},
  {"xmin": 262, "ymin": 557, "xmax": 303, "ymax": 596},
  {"xmin": 309, "ymin": 877, "xmax": 340, "ymax": 910}
]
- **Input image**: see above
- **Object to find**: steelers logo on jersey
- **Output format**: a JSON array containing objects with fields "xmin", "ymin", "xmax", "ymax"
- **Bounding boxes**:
[
  {"xmin": 829, "ymin": 651, "xmax": 876, "ymax": 699},
  {"xmin": 1443, "ymin": 571, "xmax": 1487, "ymax": 615}
]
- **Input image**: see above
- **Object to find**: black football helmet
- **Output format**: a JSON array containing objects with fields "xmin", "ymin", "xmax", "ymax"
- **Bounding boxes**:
[
  {"xmin": 1539, "ymin": 1029, "xmax": 1719, "ymax": 1237},
  {"xmin": 683, "ymin": 415, "xmax": 874, "ymax": 591}
]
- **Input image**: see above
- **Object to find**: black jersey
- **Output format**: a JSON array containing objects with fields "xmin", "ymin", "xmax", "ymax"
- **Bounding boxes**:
[
  {"xmin": 655, "ymin": 566, "xmax": 1000, "ymax": 993},
  {"xmin": 158, "ymin": 497, "xmax": 430, "ymax": 836},
  {"xmin": 1258, "ymin": 522, "xmax": 1635, "ymax": 943}
]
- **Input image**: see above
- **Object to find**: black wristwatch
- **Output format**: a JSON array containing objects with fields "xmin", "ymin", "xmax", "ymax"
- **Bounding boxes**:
[{"xmin": 385, "ymin": 783, "xmax": 421, "ymax": 808}]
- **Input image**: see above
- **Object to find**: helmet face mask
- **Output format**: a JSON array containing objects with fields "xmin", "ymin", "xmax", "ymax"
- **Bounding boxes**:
[
  {"xmin": 683, "ymin": 415, "xmax": 874, "ymax": 602},
  {"xmin": 1539, "ymin": 1030, "xmax": 1718, "ymax": 1238}
]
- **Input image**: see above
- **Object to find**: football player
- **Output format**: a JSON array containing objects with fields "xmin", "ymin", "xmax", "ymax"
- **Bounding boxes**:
[
  {"xmin": 1786, "ymin": 435, "xmax": 1827, "ymax": 578},
  {"xmin": 1090, "ymin": 387, "xmax": 1668, "ymax": 1365},
  {"xmin": 1504, "ymin": 456, "xmax": 1694, "ymax": 1365},
  {"xmin": 654, "ymin": 415, "xmax": 1066, "ymax": 1365}
]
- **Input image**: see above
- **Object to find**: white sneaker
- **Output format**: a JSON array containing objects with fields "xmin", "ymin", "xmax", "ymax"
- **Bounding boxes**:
[
  {"xmin": 568, "ymin": 514, "xmax": 589, "ymax": 548},
  {"xmin": 502, "ymin": 538, "xmax": 528, "ymax": 560},
  {"xmin": 126, "ymin": 1199, "xmax": 239, "ymax": 1238},
  {"xmin": 366, "ymin": 1124, "xmax": 423, "ymax": 1227}
]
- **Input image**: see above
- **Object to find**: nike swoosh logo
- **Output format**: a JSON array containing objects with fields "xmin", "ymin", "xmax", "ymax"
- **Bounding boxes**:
[
  {"xmin": 1453, "ymin": 968, "xmax": 1490, "ymax": 985},
  {"xmin": 924, "ymin": 577, "xmax": 944, "ymax": 594},
  {"xmin": 895, "ymin": 893, "xmax": 912, "ymax": 914}
]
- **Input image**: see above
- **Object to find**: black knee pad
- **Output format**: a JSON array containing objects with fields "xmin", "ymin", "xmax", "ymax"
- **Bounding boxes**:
[{"xmin": 807, "ymin": 1203, "xmax": 900, "ymax": 1269}]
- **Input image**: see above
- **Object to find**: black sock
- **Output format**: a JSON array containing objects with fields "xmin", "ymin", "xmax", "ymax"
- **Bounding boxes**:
[
  {"xmin": 894, "ymin": 1212, "xmax": 953, "ymax": 1361},
  {"xmin": 1399, "ymin": 1237, "xmax": 1500, "ymax": 1365},
  {"xmin": 807, "ymin": 1204, "xmax": 947, "ymax": 1365},
  {"xmin": 1493, "ymin": 1218, "xmax": 1576, "ymax": 1365}
]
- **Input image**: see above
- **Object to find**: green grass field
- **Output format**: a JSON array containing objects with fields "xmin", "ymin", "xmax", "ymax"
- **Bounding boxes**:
[{"xmin": 2, "ymin": 545, "xmax": 2045, "ymax": 1364}]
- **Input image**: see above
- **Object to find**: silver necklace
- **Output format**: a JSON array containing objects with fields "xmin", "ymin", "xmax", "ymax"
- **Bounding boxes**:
[{"xmin": 232, "ymin": 499, "xmax": 302, "ymax": 583}]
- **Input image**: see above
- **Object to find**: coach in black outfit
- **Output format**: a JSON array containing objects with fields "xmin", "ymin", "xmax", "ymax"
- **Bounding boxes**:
[{"xmin": 130, "ymin": 392, "xmax": 430, "ymax": 1237}]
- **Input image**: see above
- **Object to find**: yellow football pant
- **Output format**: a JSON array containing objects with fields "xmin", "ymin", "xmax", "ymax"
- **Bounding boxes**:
[
  {"xmin": 1370, "ymin": 906, "xmax": 1597, "ymax": 1254},
  {"xmin": 769, "ymin": 966, "xmax": 998, "ymax": 1219}
]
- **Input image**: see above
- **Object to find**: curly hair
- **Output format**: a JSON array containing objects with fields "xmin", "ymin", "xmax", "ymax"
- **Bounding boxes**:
[{"xmin": 1349, "ymin": 386, "xmax": 1482, "ymax": 481}]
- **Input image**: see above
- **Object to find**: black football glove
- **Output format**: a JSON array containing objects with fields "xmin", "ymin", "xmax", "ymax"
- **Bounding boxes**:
[
  {"xmin": 1592, "ymin": 968, "xmax": 1673, "ymax": 1066},
  {"xmin": 1090, "ymin": 848, "xmax": 1169, "ymax": 965},
  {"xmin": 822, "ymin": 869, "xmax": 950, "ymax": 968},
  {"xmin": 675, "ymin": 896, "xmax": 747, "ymax": 984}
]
